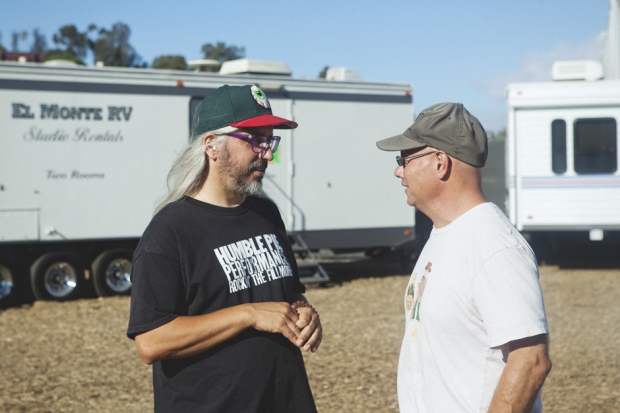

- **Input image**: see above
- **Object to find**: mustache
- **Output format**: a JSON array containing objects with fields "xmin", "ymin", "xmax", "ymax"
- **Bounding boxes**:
[{"xmin": 248, "ymin": 160, "xmax": 268, "ymax": 172}]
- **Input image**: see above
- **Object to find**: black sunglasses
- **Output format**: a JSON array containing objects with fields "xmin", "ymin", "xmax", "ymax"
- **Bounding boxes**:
[{"xmin": 396, "ymin": 150, "xmax": 437, "ymax": 167}]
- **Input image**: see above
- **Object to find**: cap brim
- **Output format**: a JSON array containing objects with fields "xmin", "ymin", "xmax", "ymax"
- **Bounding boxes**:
[
  {"xmin": 376, "ymin": 133, "xmax": 426, "ymax": 151},
  {"xmin": 231, "ymin": 114, "xmax": 298, "ymax": 130}
]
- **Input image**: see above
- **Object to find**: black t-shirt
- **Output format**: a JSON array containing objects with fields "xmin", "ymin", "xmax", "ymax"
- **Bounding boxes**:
[{"xmin": 127, "ymin": 196, "xmax": 316, "ymax": 413}]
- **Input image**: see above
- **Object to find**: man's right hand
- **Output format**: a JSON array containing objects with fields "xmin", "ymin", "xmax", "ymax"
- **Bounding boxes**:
[
  {"xmin": 247, "ymin": 302, "xmax": 302, "ymax": 346},
  {"xmin": 135, "ymin": 302, "xmax": 303, "ymax": 364}
]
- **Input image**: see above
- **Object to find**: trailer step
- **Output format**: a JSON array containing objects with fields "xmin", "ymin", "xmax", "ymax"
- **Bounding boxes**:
[{"xmin": 288, "ymin": 233, "xmax": 330, "ymax": 285}]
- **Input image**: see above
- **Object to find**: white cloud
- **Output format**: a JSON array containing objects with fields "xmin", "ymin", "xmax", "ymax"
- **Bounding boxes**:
[{"xmin": 475, "ymin": 32, "xmax": 606, "ymax": 102}]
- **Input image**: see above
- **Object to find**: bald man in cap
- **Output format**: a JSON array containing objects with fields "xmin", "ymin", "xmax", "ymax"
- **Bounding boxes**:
[{"xmin": 377, "ymin": 103, "xmax": 551, "ymax": 413}]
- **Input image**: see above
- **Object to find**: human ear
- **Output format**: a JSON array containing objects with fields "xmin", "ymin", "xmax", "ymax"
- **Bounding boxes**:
[
  {"xmin": 203, "ymin": 134, "xmax": 219, "ymax": 159},
  {"xmin": 435, "ymin": 151, "xmax": 451, "ymax": 179}
]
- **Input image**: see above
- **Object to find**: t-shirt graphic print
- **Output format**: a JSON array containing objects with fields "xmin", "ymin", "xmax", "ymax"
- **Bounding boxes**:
[
  {"xmin": 214, "ymin": 233, "xmax": 293, "ymax": 293},
  {"xmin": 405, "ymin": 261, "xmax": 432, "ymax": 338}
]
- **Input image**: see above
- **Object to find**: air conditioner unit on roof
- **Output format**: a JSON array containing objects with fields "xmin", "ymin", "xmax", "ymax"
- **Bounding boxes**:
[
  {"xmin": 188, "ymin": 59, "xmax": 221, "ymax": 72},
  {"xmin": 219, "ymin": 59, "xmax": 291, "ymax": 76},
  {"xmin": 326, "ymin": 67, "xmax": 361, "ymax": 82},
  {"xmin": 552, "ymin": 60, "xmax": 604, "ymax": 81}
]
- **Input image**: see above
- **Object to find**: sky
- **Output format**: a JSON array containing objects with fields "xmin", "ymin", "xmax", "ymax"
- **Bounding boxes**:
[{"xmin": 1, "ymin": 0, "xmax": 612, "ymax": 132}]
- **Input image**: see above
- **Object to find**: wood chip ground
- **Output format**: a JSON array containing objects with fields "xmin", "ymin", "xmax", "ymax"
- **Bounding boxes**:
[{"xmin": 1, "ymin": 264, "xmax": 618, "ymax": 412}]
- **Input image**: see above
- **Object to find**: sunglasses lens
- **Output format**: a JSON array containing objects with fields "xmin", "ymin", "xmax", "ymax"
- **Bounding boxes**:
[{"xmin": 251, "ymin": 136, "xmax": 281, "ymax": 153}]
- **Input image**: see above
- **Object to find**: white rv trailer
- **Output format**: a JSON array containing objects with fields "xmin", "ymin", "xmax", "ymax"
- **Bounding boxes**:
[
  {"xmin": 506, "ymin": 67, "xmax": 620, "ymax": 258},
  {"xmin": 0, "ymin": 60, "xmax": 414, "ymax": 303}
]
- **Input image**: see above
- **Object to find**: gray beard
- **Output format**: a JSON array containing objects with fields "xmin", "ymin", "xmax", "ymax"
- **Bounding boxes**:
[{"xmin": 218, "ymin": 150, "xmax": 267, "ymax": 198}]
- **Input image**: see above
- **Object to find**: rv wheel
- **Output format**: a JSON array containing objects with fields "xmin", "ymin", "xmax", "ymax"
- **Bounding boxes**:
[
  {"xmin": 92, "ymin": 249, "xmax": 133, "ymax": 297},
  {"xmin": 0, "ymin": 261, "xmax": 17, "ymax": 308},
  {"xmin": 0, "ymin": 258, "xmax": 31, "ymax": 308},
  {"xmin": 30, "ymin": 252, "xmax": 84, "ymax": 301}
]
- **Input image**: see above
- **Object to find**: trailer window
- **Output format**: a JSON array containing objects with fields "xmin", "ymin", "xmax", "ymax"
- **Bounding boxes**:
[
  {"xmin": 573, "ymin": 118, "xmax": 617, "ymax": 174},
  {"xmin": 551, "ymin": 119, "xmax": 567, "ymax": 174}
]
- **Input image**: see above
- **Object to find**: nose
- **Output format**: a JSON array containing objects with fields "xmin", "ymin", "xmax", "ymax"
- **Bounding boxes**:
[
  {"xmin": 394, "ymin": 165, "xmax": 404, "ymax": 179},
  {"xmin": 259, "ymin": 147, "xmax": 274, "ymax": 162}
]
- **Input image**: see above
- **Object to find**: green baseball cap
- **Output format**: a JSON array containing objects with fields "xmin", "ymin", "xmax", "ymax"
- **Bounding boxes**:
[
  {"xmin": 376, "ymin": 102, "xmax": 488, "ymax": 167},
  {"xmin": 191, "ymin": 84, "xmax": 298, "ymax": 137}
]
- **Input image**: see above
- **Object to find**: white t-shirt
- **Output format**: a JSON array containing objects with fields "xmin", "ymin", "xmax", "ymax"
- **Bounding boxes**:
[{"xmin": 398, "ymin": 203, "xmax": 548, "ymax": 413}]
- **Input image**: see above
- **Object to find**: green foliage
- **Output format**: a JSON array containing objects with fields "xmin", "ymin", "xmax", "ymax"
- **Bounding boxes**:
[
  {"xmin": 44, "ymin": 50, "xmax": 85, "ymax": 65},
  {"xmin": 201, "ymin": 42, "xmax": 245, "ymax": 63},
  {"xmin": 0, "ymin": 31, "xmax": 4, "ymax": 52},
  {"xmin": 31, "ymin": 29, "xmax": 47, "ymax": 54},
  {"xmin": 52, "ymin": 24, "xmax": 95, "ymax": 59},
  {"xmin": 318, "ymin": 66, "xmax": 329, "ymax": 79},
  {"xmin": 152, "ymin": 55, "xmax": 187, "ymax": 70},
  {"xmin": 12, "ymin": 31, "xmax": 28, "ymax": 52},
  {"xmin": 496, "ymin": 128, "xmax": 506, "ymax": 140},
  {"xmin": 92, "ymin": 22, "xmax": 143, "ymax": 67}
]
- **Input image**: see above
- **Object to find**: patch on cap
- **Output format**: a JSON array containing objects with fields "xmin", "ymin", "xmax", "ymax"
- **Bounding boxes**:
[{"xmin": 251, "ymin": 85, "xmax": 271, "ymax": 109}]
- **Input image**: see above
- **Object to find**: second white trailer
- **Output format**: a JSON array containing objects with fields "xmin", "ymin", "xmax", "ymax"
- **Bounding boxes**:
[{"xmin": 506, "ymin": 76, "xmax": 620, "ymax": 260}]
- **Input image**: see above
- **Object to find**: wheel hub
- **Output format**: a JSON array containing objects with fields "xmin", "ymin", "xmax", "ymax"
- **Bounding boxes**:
[
  {"xmin": 0, "ymin": 265, "xmax": 14, "ymax": 300},
  {"xmin": 105, "ymin": 259, "xmax": 132, "ymax": 293},
  {"xmin": 44, "ymin": 262, "xmax": 77, "ymax": 298}
]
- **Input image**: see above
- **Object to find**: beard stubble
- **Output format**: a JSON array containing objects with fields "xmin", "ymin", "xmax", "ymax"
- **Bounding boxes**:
[{"xmin": 218, "ymin": 148, "xmax": 268, "ymax": 197}]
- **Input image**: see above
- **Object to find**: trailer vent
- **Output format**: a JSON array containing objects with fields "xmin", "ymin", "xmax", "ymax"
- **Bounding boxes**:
[
  {"xmin": 43, "ymin": 59, "xmax": 79, "ymax": 67},
  {"xmin": 219, "ymin": 59, "xmax": 292, "ymax": 76},
  {"xmin": 188, "ymin": 59, "xmax": 221, "ymax": 72},
  {"xmin": 551, "ymin": 60, "xmax": 604, "ymax": 81},
  {"xmin": 326, "ymin": 67, "xmax": 361, "ymax": 82}
]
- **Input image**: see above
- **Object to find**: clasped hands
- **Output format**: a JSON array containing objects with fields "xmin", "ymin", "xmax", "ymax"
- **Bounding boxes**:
[
  {"xmin": 249, "ymin": 301, "xmax": 322, "ymax": 353},
  {"xmin": 292, "ymin": 301, "xmax": 322, "ymax": 352}
]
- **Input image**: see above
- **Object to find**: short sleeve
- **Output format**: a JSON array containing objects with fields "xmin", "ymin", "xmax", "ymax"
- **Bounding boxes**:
[
  {"xmin": 126, "ymin": 252, "xmax": 187, "ymax": 339},
  {"xmin": 472, "ymin": 246, "xmax": 549, "ymax": 348}
]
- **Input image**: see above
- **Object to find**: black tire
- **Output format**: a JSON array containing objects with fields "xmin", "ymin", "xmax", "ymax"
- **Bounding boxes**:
[
  {"xmin": 91, "ymin": 249, "xmax": 133, "ymax": 297},
  {"xmin": 30, "ymin": 252, "xmax": 83, "ymax": 301}
]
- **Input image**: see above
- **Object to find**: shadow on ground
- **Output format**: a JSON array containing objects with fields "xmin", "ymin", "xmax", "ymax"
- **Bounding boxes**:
[
  {"xmin": 317, "ymin": 251, "xmax": 411, "ymax": 285},
  {"xmin": 534, "ymin": 241, "xmax": 620, "ymax": 270}
]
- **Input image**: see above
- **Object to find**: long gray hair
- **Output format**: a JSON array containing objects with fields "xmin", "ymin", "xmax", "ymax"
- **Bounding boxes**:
[{"xmin": 153, "ymin": 126, "xmax": 237, "ymax": 215}]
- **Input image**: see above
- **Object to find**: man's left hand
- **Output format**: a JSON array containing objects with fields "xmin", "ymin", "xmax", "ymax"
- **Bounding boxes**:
[{"xmin": 291, "ymin": 303, "xmax": 322, "ymax": 353}]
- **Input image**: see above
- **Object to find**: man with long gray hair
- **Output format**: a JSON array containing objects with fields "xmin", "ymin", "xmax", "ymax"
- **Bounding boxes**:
[{"xmin": 127, "ymin": 85, "xmax": 320, "ymax": 413}]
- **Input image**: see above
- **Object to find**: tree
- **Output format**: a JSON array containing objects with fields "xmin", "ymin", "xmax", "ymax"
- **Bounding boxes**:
[
  {"xmin": 45, "ymin": 50, "xmax": 85, "ymax": 64},
  {"xmin": 46, "ymin": 24, "xmax": 96, "ymax": 64},
  {"xmin": 51, "ymin": 24, "xmax": 95, "ymax": 59},
  {"xmin": 0, "ymin": 31, "xmax": 4, "ymax": 53},
  {"xmin": 12, "ymin": 31, "xmax": 28, "ymax": 52},
  {"xmin": 31, "ymin": 29, "xmax": 47, "ymax": 54},
  {"xmin": 496, "ymin": 128, "xmax": 506, "ymax": 140},
  {"xmin": 487, "ymin": 128, "xmax": 506, "ymax": 141},
  {"xmin": 92, "ymin": 22, "xmax": 143, "ymax": 67},
  {"xmin": 152, "ymin": 55, "xmax": 187, "ymax": 70},
  {"xmin": 318, "ymin": 66, "xmax": 329, "ymax": 79},
  {"xmin": 201, "ymin": 42, "xmax": 245, "ymax": 63}
]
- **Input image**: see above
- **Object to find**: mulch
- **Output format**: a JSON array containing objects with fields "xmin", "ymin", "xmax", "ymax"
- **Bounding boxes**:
[{"xmin": 0, "ymin": 264, "xmax": 618, "ymax": 412}]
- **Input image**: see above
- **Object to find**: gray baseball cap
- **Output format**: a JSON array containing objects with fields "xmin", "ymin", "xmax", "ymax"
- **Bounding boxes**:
[{"xmin": 376, "ymin": 102, "xmax": 488, "ymax": 167}]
